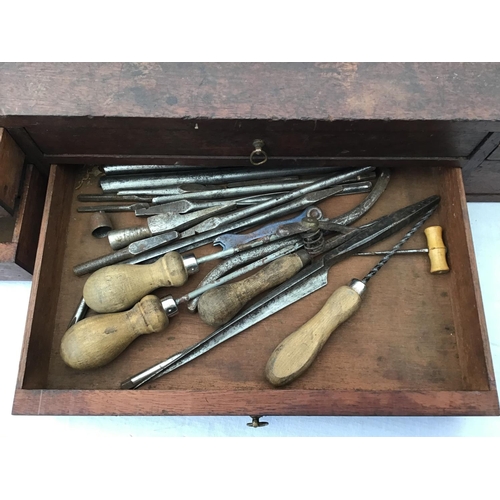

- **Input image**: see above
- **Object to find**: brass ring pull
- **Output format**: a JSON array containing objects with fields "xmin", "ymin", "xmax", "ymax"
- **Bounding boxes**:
[{"xmin": 249, "ymin": 139, "xmax": 268, "ymax": 166}]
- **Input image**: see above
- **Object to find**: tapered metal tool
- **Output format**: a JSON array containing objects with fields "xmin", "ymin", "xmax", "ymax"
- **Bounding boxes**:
[
  {"xmin": 123, "ymin": 178, "xmax": 324, "ymax": 203},
  {"xmin": 265, "ymin": 207, "xmax": 438, "ymax": 386},
  {"xmin": 183, "ymin": 170, "xmax": 374, "ymax": 235},
  {"xmin": 61, "ymin": 240, "xmax": 305, "ymax": 370},
  {"xmin": 100, "ymin": 166, "xmax": 360, "ymax": 192},
  {"xmin": 67, "ymin": 298, "xmax": 89, "ymax": 328},
  {"xmin": 123, "ymin": 179, "xmax": 373, "ymax": 266},
  {"xmin": 121, "ymin": 194, "xmax": 440, "ymax": 389},
  {"xmin": 135, "ymin": 195, "xmax": 278, "ymax": 217},
  {"xmin": 107, "ymin": 203, "xmax": 236, "ymax": 250},
  {"xmin": 78, "ymin": 203, "xmax": 150, "ymax": 213},
  {"xmin": 77, "ymin": 194, "xmax": 153, "ymax": 203},
  {"xmin": 73, "ymin": 231, "xmax": 179, "ymax": 276},
  {"xmin": 185, "ymin": 169, "xmax": 390, "ymax": 312},
  {"xmin": 82, "ymin": 208, "xmax": 323, "ymax": 312}
]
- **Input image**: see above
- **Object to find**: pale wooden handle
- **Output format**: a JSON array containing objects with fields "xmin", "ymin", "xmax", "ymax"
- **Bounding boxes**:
[
  {"xmin": 197, "ymin": 254, "xmax": 305, "ymax": 327},
  {"xmin": 61, "ymin": 295, "xmax": 168, "ymax": 370},
  {"xmin": 424, "ymin": 226, "xmax": 450, "ymax": 274},
  {"xmin": 83, "ymin": 252, "xmax": 188, "ymax": 313},
  {"xmin": 265, "ymin": 285, "xmax": 362, "ymax": 386}
]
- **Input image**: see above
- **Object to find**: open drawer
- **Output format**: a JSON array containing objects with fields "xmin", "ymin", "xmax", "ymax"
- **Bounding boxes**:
[
  {"xmin": 0, "ymin": 128, "xmax": 47, "ymax": 281},
  {"xmin": 12, "ymin": 163, "xmax": 498, "ymax": 416}
]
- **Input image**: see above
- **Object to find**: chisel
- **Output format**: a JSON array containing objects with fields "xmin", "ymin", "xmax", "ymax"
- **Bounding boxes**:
[
  {"xmin": 73, "ymin": 178, "xmax": 373, "ymax": 276},
  {"xmin": 196, "ymin": 224, "xmax": 449, "ymax": 327},
  {"xmin": 265, "ymin": 207, "xmax": 439, "ymax": 386},
  {"xmin": 107, "ymin": 203, "xmax": 236, "ymax": 250},
  {"xmin": 120, "ymin": 195, "xmax": 440, "ymax": 389},
  {"xmin": 82, "ymin": 208, "xmax": 321, "ymax": 313},
  {"xmin": 60, "ymin": 240, "xmax": 303, "ymax": 370},
  {"xmin": 100, "ymin": 166, "xmax": 362, "ymax": 192}
]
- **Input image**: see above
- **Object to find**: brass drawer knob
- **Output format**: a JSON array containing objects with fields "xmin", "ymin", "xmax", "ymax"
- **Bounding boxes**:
[{"xmin": 250, "ymin": 139, "xmax": 268, "ymax": 166}]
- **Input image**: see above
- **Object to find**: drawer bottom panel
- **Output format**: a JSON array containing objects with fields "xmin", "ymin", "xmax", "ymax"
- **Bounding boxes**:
[{"xmin": 13, "ymin": 164, "xmax": 499, "ymax": 416}]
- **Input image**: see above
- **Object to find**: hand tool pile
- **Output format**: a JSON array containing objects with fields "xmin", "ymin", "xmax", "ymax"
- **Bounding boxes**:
[{"xmin": 62, "ymin": 164, "xmax": 450, "ymax": 388}]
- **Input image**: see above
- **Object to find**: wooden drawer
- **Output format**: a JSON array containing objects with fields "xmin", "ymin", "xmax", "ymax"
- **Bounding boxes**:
[
  {"xmin": 0, "ymin": 129, "xmax": 47, "ymax": 280},
  {"xmin": 11, "ymin": 163, "xmax": 498, "ymax": 416}
]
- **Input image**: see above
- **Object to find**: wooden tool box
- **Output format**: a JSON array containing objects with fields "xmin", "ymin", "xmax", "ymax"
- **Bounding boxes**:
[{"xmin": 1, "ymin": 62, "xmax": 498, "ymax": 417}]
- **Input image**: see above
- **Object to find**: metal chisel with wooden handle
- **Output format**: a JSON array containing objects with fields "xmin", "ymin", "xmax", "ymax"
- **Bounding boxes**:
[
  {"xmin": 61, "ymin": 241, "xmax": 303, "ymax": 370},
  {"xmin": 120, "ymin": 195, "xmax": 440, "ymax": 389},
  {"xmin": 265, "ymin": 208, "xmax": 440, "ymax": 386},
  {"xmin": 82, "ymin": 208, "xmax": 320, "ymax": 313},
  {"xmin": 197, "ymin": 224, "xmax": 449, "ymax": 327}
]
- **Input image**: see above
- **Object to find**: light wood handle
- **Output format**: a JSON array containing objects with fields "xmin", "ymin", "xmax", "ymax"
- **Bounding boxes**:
[
  {"xmin": 265, "ymin": 285, "xmax": 362, "ymax": 386},
  {"xmin": 424, "ymin": 226, "xmax": 450, "ymax": 274},
  {"xmin": 83, "ymin": 252, "xmax": 188, "ymax": 313},
  {"xmin": 60, "ymin": 295, "xmax": 168, "ymax": 370},
  {"xmin": 197, "ymin": 254, "xmax": 305, "ymax": 327}
]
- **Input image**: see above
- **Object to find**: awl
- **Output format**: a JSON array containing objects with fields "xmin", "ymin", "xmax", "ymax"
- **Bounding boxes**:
[
  {"xmin": 265, "ymin": 207, "xmax": 439, "ymax": 386},
  {"xmin": 107, "ymin": 203, "xmax": 235, "ymax": 250},
  {"xmin": 60, "ymin": 239, "xmax": 304, "ymax": 370},
  {"xmin": 82, "ymin": 207, "xmax": 322, "ymax": 313},
  {"xmin": 120, "ymin": 194, "xmax": 440, "ymax": 389}
]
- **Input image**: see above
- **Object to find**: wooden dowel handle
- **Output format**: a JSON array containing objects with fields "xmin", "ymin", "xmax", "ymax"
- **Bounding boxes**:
[
  {"xmin": 197, "ymin": 254, "xmax": 305, "ymax": 327},
  {"xmin": 61, "ymin": 295, "xmax": 169, "ymax": 370},
  {"xmin": 83, "ymin": 252, "xmax": 188, "ymax": 313},
  {"xmin": 265, "ymin": 284, "xmax": 363, "ymax": 386},
  {"xmin": 424, "ymin": 226, "xmax": 450, "ymax": 274}
]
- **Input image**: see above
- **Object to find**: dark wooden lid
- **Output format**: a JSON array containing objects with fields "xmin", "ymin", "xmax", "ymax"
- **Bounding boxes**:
[{"xmin": 1, "ymin": 62, "xmax": 500, "ymax": 121}]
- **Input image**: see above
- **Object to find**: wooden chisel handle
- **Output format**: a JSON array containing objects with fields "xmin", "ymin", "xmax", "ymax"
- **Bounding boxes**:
[
  {"xmin": 61, "ymin": 295, "xmax": 169, "ymax": 370},
  {"xmin": 83, "ymin": 252, "xmax": 188, "ymax": 313},
  {"xmin": 265, "ymin": 284, "xmax": 363, "ymax": 386},
  {"xmin": 197, "ymin": 254, "xmax": 306, "ymax": 327}
]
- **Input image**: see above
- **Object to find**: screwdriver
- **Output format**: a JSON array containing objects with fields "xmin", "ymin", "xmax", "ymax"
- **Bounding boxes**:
[
  {"xmin": 264, "ymin": 209, "xmax": 439, "ymax": 387},
  {"xmin": 61, "ymin": 241, "xmax": 303, "ymax": 370},
  {"xmin": 196, "ymin": 225, "xmax": 449, "ymax": 327},
  {"xmin": 82, "ymin": 207, "xmax": 323, "ymax": 313}
]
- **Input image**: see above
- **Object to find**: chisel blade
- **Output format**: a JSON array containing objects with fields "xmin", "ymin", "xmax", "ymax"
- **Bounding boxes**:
[{"xmin": 123, "ymin": 194, "xmax": 440, "ymax": 388}]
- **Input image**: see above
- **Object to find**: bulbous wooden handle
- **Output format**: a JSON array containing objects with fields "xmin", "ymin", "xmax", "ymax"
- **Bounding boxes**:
[
  {"xmin": 83, "ymin": 252, "xmax": 188, "ymax": 313},
  {"xmin": 60, "ymin": 295, "xmax": 169, "ymax": 370},
  {"xmin": 265, "ymin": 285, "xmax": 362, "ymax": 386},
  {"xmin": 424, "ymin": 226, "xmax": 450, "ymax": 274},
  {"xmin": 197, "ymin": 254, "xmax": 305, "ymax": 327}
]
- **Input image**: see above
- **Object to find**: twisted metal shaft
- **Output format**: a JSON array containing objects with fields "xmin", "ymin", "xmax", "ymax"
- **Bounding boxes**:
[{"xmin": 361, "ymin": 207, "xmax": 436, "ymax": 284}]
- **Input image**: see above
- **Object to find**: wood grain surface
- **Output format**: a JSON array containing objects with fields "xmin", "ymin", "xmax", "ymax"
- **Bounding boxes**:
[
  {"xmin": 1, "ymin": 63, "xmax": 500, "ymax": 121},
  {"xmin": 0, "ymin": 128, "xmax": 25, "ymax": 214},
  {"xmin": 12, "ymin": 164, "xmax": 497, "ymax": 415},
  {"xmin": 12, "ymin": 388, "xmax": 499, "ymax": 416}
]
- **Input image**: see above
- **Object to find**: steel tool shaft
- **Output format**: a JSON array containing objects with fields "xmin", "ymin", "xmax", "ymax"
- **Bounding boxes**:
[
  {"xmin": 186, "ymin": 169, "xmax": 390, "ymax": 312},
  {"xmin": 178, "ymin": 169, "xmax": 374, "ymax": 234},
  {"xmin": 107, "ymin": 203, "xmax": 236, "ymax": 250},
  {"xmin": 77, "ymin": 194, "xmax": 153, "ymax": 203},
  {"xmin": 77, "ymin": 203, "xmax": 149, "ymax": 213},
  {"xmin": 265, "ymin": 208, "xmax": 437, "ymax": 386},
  {"xmin": 119, "ymin": 181, "xmax": 372, "ymax": 267},
  {"xmin": 100, "ymin": 166, "xmax": 364, "ymax": 192},
  {"xmin": 61, "ymin": 240, "xmax": 304, "ymax": 370},
  {"xmin": 120, "ymin": 178, "xmax": 321, "ymax": 197},
  {"xmin": 82, "ymin": 208, "xmax": 322, "ymax": 313},
  {"xmin": 73, "ymin": 231, "xmax": 179, "ymax": 276},
  {"xmin": 120, "ymin": 195, "xmax": 440, "ymax": 389},
  {"xmin": 135, "ymin": 195, "xmax": 278, "ymax": 217}
]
